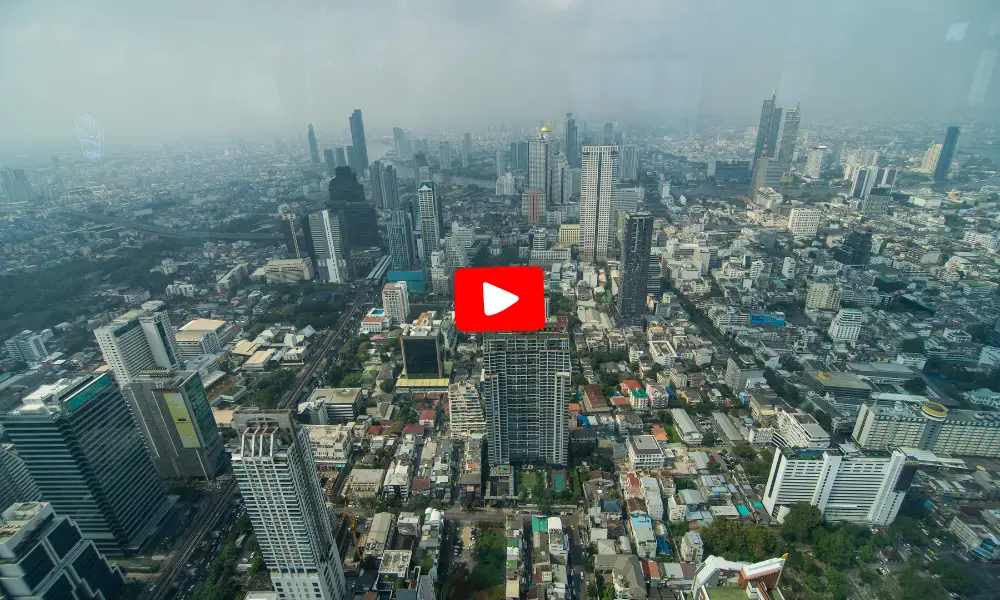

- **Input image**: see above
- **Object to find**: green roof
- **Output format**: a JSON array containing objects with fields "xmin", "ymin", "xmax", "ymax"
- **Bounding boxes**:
[{"xmin": 531, "ymin": 516, "xmax": 548, "ymax": 533}]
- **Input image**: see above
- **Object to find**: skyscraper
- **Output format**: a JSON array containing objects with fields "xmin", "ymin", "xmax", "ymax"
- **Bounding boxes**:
[
  {"xmin": 230, "ymin": 410, "xmax": 348, "ymax": 600},
  {"xmin": 615, "ymin": 212, "xmax": 654, "ymax": 326},
  {"xmin": 386, "ymin": 209, "xmax": 416, "ymax": 270},
  {"xmin": 850, "ymin": 167, "xmax": 876, "ymax": 199},
  {"xmin": 381, "ymin": 164, "xmax": 399, "ymax": 209},
  {"xmin": 619, "ymin": 145, "xmax": 639, "ymax": 182},
  {"xmin": 462, "ymin": 132, "xmax": 472, "ymax": 168},
  {"xmin": 0, "ymin": 443, "xmax": 39, "ymax": 511},
  {"xmin": 921, "ymin": 144, "xmax": 942, "ymax": 173},
  {"xmin": 529, "ymin": 127, "xmax": 557, "ymax": 206},
  {"xmin": 370, "ymin": 160, "xmax": 385, "ymax": 208},
  {"xmin": 283, "ymin": 211, "xmax": 312, "ymax": 260},
  {"xmin": 349, "ymin": 109, "xmax": 369, "ymax": 174},
  {"xmin": 417, "ymin": 182, "xmax": 443, "ymax": 280},
  {"xmin": 381, "ymin": 282, "xmax": 410, "ymax": 327},
  {"xmin": 753, "ymin": 91, "xmax": 780, "ymax": 169},
  {"xmin": 393, "ymin": 127, "xmax": 405, "ymax": 157},
  {"xmin": 327, "ymin": 166, "xmax": 379, "ymax": 249},
  {"xmin": 307, "ymin": 124, "xmax": 321, "ymax": 164},
  {"xmin": 603, "ymin": 122, "xmax": 614, "ymax": 145},
  {"xmin": 565, "ymin": 112, "xmax": 579, "ymax": 168},
  {"xmin": 859, "ymin": 188, "xmax": 891, "ymax": 218},
  {"xmin": 805, "ymin": 146, "xmax": 826, "ymax": 179},
  {"xmin": 122, "ymin": 369, "xmax": 225, "ymax": 479},
  {"xmin": 94, "ymin": 309, "xmax": 181, "ymax": 384},
  {"xmin": 522, "ymin": 189, "xmax": 544, "ymax": 224},
  {"xmin": 439, "ymin": 142, "xmax": 452, "ymax": 171},
  {"xmin": 309, "ymin": 210, "xmax": 348, "ymax": 283},
  {"xmin": 495, "ymin": 148, "xmax": 507, "ymax": 177},
  {"xmin": 580, "ymin": 145, "xmax": 619, "ymax": 264},
  {"xmin": 323, "ymin": 148, "xmax": 335, "ymax": 175},
  {"xmin": 776, "ymin": 105, "xmax": 801, "ymax": 173},
  {"xmin": 510, "ymin": 141, "xmax": 529, "ymax": 171},
  {"xmin": 1, "ymin": 374, "xmax": 171, "ymax": 555},
  {"xmin": 0, "ymin": 502, "xmax": 126, "ymax": 600},
  {"xmin": 482, "ymin": 332, "xmax": 571, "ymax": 466},
  {"xmin": 934, "ymin": 126, "xmax": 960, "ymax": 181},
  {"xmin": 334, "ymin": 147, "xmax": 348, "ymax": 168}
]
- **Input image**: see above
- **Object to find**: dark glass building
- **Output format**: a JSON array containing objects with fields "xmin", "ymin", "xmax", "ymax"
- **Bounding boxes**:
[
  {"xmin": 934, "ymin": 126, "xmax": 960, "ymax": 182},
  {"xmin": 349, "ymin": 109, "xmax": 369, "ymax": 174},
  {"xmin": 327, "ymin": 167, "xmax": 379, "ymax": 249},
  {"xmin": 307, "ymin": 124, "xmax": 320, "ymax": 164},
  {"xmin": 323, "ymin": 148, "xmax": 335, "ymax": 174},
  {"xmin": 565, "ymin": 112, "xmax": 579, "ymax": 168},
  {"xmin": 615, "ymin": 212, "xmax": 654, "ymax": 326},
  {"xmin": 832, "ymin": 230, "xmax": 873, "ymax": 267}
]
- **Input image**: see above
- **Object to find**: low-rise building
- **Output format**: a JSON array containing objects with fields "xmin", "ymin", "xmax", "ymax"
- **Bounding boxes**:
[
  {"xmin": 949, "ymin": 515, "xmax": 1000, "ymax": 560},
  {"xmin": 364, "ymin": 512, "xmax": 396, "ymax": 558},
  {"xmin": 344, "ymin": 468, "xmax": 385, "ymax": 498},
  {"xmin": 680, "ymin": 531, "xmax": 704, "ymax": 563},
  {"xmin": 627, "ymin": 435, "xmax": 666, "ymax": 469},
  {"xmin": 263, "ymin": 258, "xmax": 314, "ymax": 284},
  {"xmin": 305, "ymin": 424, "xmax": 355, "ymax": 468}
]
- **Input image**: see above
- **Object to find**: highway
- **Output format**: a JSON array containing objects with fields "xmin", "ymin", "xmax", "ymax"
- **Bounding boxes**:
[{"xmin": 141, "ymin": 281, "xmax": 378, "ymax": 599}]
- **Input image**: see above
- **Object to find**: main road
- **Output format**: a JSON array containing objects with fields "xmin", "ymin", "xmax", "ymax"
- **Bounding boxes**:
[{"xmin": 141, "ymin": 281, "xmax": 378, "ymax": 599}]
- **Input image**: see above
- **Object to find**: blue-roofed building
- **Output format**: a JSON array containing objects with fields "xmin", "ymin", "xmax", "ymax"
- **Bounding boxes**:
[
  {"xmin": 388, "ymin": 270, "xmax": 427, "ymax": 294},
  {"xmin": 629, "ymin": 513, "xmax": 657, "ymax": 559}
]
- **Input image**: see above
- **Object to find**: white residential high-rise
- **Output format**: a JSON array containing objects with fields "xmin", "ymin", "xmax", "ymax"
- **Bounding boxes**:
[
  {"xmin": 4, "ymin": 330, "xmax": 48, "ymax": 363},
  {"xmin": 309, "ymin": 210, "xmax": 347, "ymax": 283},
  {"xmin": 781, "ymin": 257, "xmax": 796, "ymax": 279},
  {"xmin": 496, "ymin": 172, "xmax": 516, "ymax": 196},
  {"xmin": 921, "ymin": 144, "xmax": 942, "ymax": 173},
  {"xmin": 438, "ymin": 141, "xmax": 452, "ymax": 171},
  {"xmin": 762, "ymin": 447, "xmax": 911, "ymax": 526},
  {"xmin": 787, "ymin": 208, "xmax": 820, "ymax": 238},
  {"xmin": 580, "ymin": 145, "xmax": 619, "ymax": 263},
  {"xmin": 417, "ymin": 182, "xmax": 442, "ymax": 280},
  {"xmin": 829, "ymin": 308, "xmax": 863, "ymax": 343},
  {"xmin": 94, "ymin": 309, "xmax": 181, "ymax": 384},
  {"xmin": 528, "ymin": 127, "xmax": 557, "ymax": 207},
  {"xmin": 449, "ymin": 381, "xmax": 487, "ymax": 437},
  {"xmin": 381, "ymin": 282, "xmax": 409, "ymax": 326},
  {"xmin": 482, "ymin": 332, "xmax": 571, "ymax": 466},
  {"xmin": 805, "ymin": 146, "xmax": 826, "ymax": 179},
  {"xmin": 231, "ymin": 410, "xmax": 347, "ymax": 600},
  {"xmin": 495, "ymin": 148, "xmax": 507, "ymax": 177}
]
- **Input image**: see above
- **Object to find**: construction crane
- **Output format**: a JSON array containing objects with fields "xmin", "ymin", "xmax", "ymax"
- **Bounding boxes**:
[{"xmin": 341, "ymin": 512, "xmax": 363, "ymax": 560}]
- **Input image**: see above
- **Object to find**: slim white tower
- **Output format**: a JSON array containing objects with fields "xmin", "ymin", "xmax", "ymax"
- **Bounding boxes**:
[
  {"xmin": 230, "ymin": 410, "xmax": 347, "ymax": 600},
  {"xmin": 580, "ymin": 145, "xmax": 619, "ymax": 263}
]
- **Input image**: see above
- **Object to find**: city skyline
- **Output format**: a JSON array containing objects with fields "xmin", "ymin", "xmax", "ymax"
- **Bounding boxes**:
[{"xmin": 1, "ymin": 1, "xmax": 998, "ymax": 144}]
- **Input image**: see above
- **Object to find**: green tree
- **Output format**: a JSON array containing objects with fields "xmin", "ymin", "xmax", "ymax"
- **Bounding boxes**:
[
  {"xmin": 249, "ymin": 552, "xmax": 265, "ymax": 574},
  {"xmin": 781, "ymin": 503, "xmax": 822, "ymax": 543},
  {"xmin": 903, "ymin": 377, "xmax": 927, "ymax": 394},
  {"xmin": 928, "ymin": 561, "xmax": 972, "ymax": 595},
  {"xmin": 380, "ymin": 379, "xmax": 394, "ymax": 393},
  {"xmin": 859, "ymin": 543, "xmax": 875, "ymax": 563},
  {"xmin": 827, "ymin": 568, "xmax": 850, "ymax": 600}
]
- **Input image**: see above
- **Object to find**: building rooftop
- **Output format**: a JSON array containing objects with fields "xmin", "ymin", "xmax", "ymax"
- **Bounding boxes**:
[
  {"xmin": 180, "ymin": 318, "xmax": 227, "ymax": 333},
  {"xmin": 306, "ymin": 388, "xmax": 362, "ymax": 405},
  {"xmin": 805, "ymin": 370, "xmax": 873, "ymax": 391}
]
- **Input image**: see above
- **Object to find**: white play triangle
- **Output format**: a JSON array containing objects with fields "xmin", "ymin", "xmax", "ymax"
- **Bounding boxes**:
[{"xmin": 482, "ymin": 282, "xmax": 519, "ymax": 316}]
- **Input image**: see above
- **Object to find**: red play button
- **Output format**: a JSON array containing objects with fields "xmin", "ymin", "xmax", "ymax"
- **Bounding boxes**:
[{"xmin": 454, "ymin": 267, "xmax": 545, "ymax": 332}]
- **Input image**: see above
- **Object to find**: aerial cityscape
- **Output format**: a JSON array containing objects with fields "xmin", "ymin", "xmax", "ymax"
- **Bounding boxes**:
[{"xmin": 2, "ymin": 2, "xmax": 1000, "ymax": 600}]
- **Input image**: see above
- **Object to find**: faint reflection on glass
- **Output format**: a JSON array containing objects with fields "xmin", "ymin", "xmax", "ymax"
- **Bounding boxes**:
[{"xmin": 76, "ymin": 114, "xmax": 104, "ymax": 163}]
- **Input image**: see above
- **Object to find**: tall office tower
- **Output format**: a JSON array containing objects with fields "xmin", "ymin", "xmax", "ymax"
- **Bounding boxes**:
[
  {"xmin": 850, "ymin": 167, "xmax": 876, "ymax": 199},
  {"xmin": 495, "ymin": 148, "xmax": 507, "ymax": 177},
  {"xmin": 327, "ymin": 166, "xmax": 379, "ymax": 248},
  {"xmin": 859, "ymin": 188, "xmax": 891, "ymax": 217},
  {"xmin": 413, "ymin": 151, "xmax": 431, "ymax": 182},
  {"xmin": 921, "ymin": 144, "xmax": 942, "ymax": 173},
  {"xmin": 580, "ymin": 145, "xmax": 619, "ymax": 263},
  {"xmin": 1, "ymin": 374, "xmax": 171, "ymax": 555},
  {"xmin": 393, "ymin": 127, "xmax": 405, "ymax": 156},
  {"xmin": 750, "ymin": 156, "xmax": 783, "ymax": 196},
  {"xmin": 437, "ymin": 141, "xmax": 452, "ymax": 170},
  {"xmin": 805, "ymin": 146, "xmax": 826, "ymax": 179},
  {"xmin": 381, "ymin": 282, "xmax": 410, "ymax": 326},
  {"xmin": 309, "ymin": 210, "xmax": 348, "ymax": 283},
  {"xmin": 776, "ymin": 105, "xmax": 801, "ymax": 173},
  {"xmin": 449, "ymin": 381, "xmax": 486, "ymax": 438},
  {"xmin": 510, "ymin": 141, "xmax": 528, "ymax": 171},
  {"xmin": 482, "ymin": 332, "xmax": 571, "ymax": 467},
  {"xmin": 381, "ymin": 164, "xmax": 399, "ymax": 209},
  {"xmin": 0, "ymin": 168, "xmax": 33, "ymax": 203},
  {"xmin": 386, "ymin": 210, "xmax": 416, "ymax": 270},
  {"xmin": 334, "ymin": 147, "xmax": 348, "ymax": 168},
  {"xmin": 370, "ymin": 160, "xmax": 385, "ymax": 208},
  {"xmin": 349, "ymin": 109, "xmax": 369, "ymax": 174},
  {"xmin": 323, "ymin": 148, "xmax": 336, "ymax": 175},
  {"xmin": 462, "ymin": 132, "xmax": 472, "ymax": 168},
  {"xmin": 753, "ymin": 91, "xmax": 781, "ymax": 170},
  {"xmin": 640, "ymin": 171, "xmax": 660, "ymax": 204},
  {"xmin": 875, "ymin": 167, "xmax": 897, "ymax": 189},
  {"xmin": 417, "ymin": 182, "xmax": 443, "ymax": 280},
  {"xmin": 551, "ymin": 152, "xmax": 569, "ymax": 205},
  {"xmin": 934, "ymin": 126, "xmax": 960, "ymax": 181},
  {"xmin": 0, "ymin": 502, "xmax": 126, "ymax": 600},
  {"xmin": 283, "ymin": 211, "xmax": 312, "ymax": 259},
  {"xmin": 307, "ymin": 124, "xmax": 321, "ymax": 164},
  {"xmin": 230, "ymin": 410, "xmax": 348, "ymax": 600},
  {"xmin": 94, "ymin": 309, "xmax": 181, "ymax": 384},
  {"xmin": 0, "ymin": 443, "xmax": 39, "ymax": 510},
  {"xmin": 603, "ymin": 122, "xmax": 614, "ymax": 145},
  {"xmin": 615, "ymin": 212, "xmax": 654, "ymax": 326},
  {"xmin": 529, "ymin": 127, "xmax": 559, "ymax": 206},
  {"xmin": 521, "ymin": 189, "xmax": 544, "ymax": 224},
  {"xmin": 762, "ymin": 447, "xmax": 912, "ymax": 525},
  {"xmin": 619, "ymin": 145, "xmax": 639, "ymax": 182},
  {"xmin": 122, "ymin": 369, "xmax": 224, "ymax": 480},
  {"xmin": 788, "ymin": 208, "xmax": 821, "ymax": 238},
  {"xmin": 565, "ymin": 112, "xmax": 579, "ymax": 168}
]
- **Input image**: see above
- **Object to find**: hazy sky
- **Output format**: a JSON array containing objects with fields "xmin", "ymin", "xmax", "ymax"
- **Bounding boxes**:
[{"xmin": 2, "ymin": 0, "xmax": 998, "ymax": 144}]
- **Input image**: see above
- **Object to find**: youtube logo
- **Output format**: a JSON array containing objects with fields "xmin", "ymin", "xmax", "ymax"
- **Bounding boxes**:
[{"xmin": 454, "ymin": 266, "xmax": 546, "ymax": 332}]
